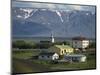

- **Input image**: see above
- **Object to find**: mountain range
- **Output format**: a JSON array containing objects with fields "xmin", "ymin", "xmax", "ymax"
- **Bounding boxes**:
[{"xmin": 12, "ymin": 7, "xmax": 96, "ymax": 38}]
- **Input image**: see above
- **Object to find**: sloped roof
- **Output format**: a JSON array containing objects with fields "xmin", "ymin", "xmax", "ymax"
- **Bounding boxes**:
[
  {"xmin": 72, "ymin": 36, "xmax": 87, "ymax": 40},
  {"xmin": 64, "ymin": 54, "xmax": 86, "ymax": 57},
  {"xmin": 39, "ymin": 52, "xmax": 56, "ymax": 56},
  {"xmin": 55, "ymin": 45, "xmax": 73, "ymax": 49}
]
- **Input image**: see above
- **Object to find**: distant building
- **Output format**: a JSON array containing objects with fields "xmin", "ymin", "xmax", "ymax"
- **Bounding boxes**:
[
  {"xmin": 64, "ymin": 54, "xmax": 86, "ymax": 62},
  {"xmin": 51, "ymin": 33, "xmax": 55, "ymax": 43},
  {"xmin": 38, "ymin": 52, "xmax": 59, "ymax": 60},
  {"xmin": 49, "ymin": 45, "xmax": 74, "ymax": 55},
  {"xmin": 72, "ymin": 36, "xmax": 89, "ymax": 51}
]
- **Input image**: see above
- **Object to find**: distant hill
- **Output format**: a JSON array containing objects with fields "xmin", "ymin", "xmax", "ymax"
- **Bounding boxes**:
[{"xmin": 12, "ymin": 7, "xmax": 96, "ymax": 38}]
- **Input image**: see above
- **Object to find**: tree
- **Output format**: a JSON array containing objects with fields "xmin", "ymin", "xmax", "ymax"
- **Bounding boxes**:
[
  {"xmin": 87, "ymin": 42, "xmax": 96, "ymax": 48},
  {"xmin": 12, "ymin": 40, "xmax": 35, "ymax": 49},
  {"xmin": 62, "ymin": 41, "xmax": 70, "ymax": 45},
  {"xmin": 34, "ymin": 43, "xmax": 52, "ymax": 49}
]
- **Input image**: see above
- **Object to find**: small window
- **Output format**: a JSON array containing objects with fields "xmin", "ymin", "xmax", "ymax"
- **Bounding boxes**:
[
  {"xmin": 75, "ymin": 41, "xmax": 77, "ymax": 44},
  {"xmin": 47, "ymin": 56, "xmax": 50, "ymax": 58},
  {"xmin": 64, "ymin": 50, "xmax": 66, "ymax": 53},
  {"xmin": 41, "ymin": 56, "xmax": 44, "ymax": 58},
  {"xmin": 62, "ymin": 51, "xmax": 63, "ymax": 54}
]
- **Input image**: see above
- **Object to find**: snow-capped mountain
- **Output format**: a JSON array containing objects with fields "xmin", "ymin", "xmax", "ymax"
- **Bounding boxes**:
[
  {"xmin": 12, "ymin": 8, "xmax": 34, "ymax": 19},
  {"xmin": 12, "ymin": 7, "xmax": 96, "ymax": 38}
]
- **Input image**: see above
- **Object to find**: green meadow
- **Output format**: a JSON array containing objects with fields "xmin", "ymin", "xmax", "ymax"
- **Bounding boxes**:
[{"xmin": 12, "ymin": 49, "xmax": 96, "ymax": 74}]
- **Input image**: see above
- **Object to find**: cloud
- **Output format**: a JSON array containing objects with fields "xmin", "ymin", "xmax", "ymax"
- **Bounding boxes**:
[
  {"xmin": 12, "ymin": 1, "xmax": 95, "ymax": 13},
  {"xmin": 71, "ymin": 5, "xmax": 82, "ymax": 10}
]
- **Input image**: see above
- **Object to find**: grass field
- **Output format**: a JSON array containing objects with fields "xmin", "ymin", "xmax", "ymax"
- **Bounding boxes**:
[
  {"xmin": 13, "ymin": 50, "xmax": 40, "ymax": 59},
  {"xmin": 12, "ymin": 49, "xmax": 96, "ymax": 74}
]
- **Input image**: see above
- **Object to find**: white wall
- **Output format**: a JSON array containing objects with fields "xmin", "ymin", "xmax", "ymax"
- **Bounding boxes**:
[
  {"xmin": 80, "ymin": 56, "xmax": 86, "ymax": 62},
  {"xmin": 52, "ymin": 53, "xmax": 59, "ymax": 60},
  {"xmin": 82, "ymin": 40, "xmax": 89, "ymax": 48}
]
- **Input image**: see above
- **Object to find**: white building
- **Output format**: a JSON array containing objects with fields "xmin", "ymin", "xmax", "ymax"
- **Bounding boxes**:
[
  {"xmin": 51, "ymin": 32, "xmax": 54, "ymax": 43},
  {"xmin": 72, "ymin": 37, "xmax": 89, "ymax": 50},
  {"xmin": 64, "ymin": 54, "xmax": 86, "ymax": 62},
  {"xmin": 38, "ymin": 52, "xmax": 59, "ymax": 60}
]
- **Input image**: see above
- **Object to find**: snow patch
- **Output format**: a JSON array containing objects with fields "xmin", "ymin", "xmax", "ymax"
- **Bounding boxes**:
[
  {"xmin": 18, "ymin": 8, "xmax": 34, "ymax": 19},
  {"xmin": 17, "ymin": 15, "xmax": 22, "ymax": 18},
  {"xmin": 55, "ymin": 10, "xmax": 63, "ymax": 23}
]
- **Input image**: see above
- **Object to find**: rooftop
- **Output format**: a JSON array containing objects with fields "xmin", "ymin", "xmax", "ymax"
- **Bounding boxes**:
[
  {"xmin": 72, "ymin": 36, "xmax": 87, "ymax": 40},
  {"xmin": 64, "ymin": 54, "xmax": 86, "ymax": 57},
  {"xmin": 55, "ymin": 45, "xmax": 73, "ymax": 49},
  {"xmin": 39, "ymin": 52, "xmax": 56, "ymax": 56}
]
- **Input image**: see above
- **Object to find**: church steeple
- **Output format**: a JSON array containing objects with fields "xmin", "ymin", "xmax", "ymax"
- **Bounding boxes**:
[{"xmin": 51, "ymin": 32, "xmax": 54, "ymax": 43}]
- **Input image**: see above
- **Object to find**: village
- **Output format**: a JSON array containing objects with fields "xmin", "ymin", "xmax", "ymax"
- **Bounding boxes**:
[
  {"xmin": 12, "ymin": 34, "xmax": 96, "ymax": 73},
  {"xmin": 33, "ymin": 35, "xmax": 89, "ymax": 63},
  {"xmin": 11, "ymin": 1, "xmax": 96, "ymax": 74}
]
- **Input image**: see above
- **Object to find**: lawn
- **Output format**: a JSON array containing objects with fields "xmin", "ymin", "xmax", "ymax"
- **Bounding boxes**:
[
  {"xmin": 12, "ymin": 49, "xmax": 96, "ymax": 74},
  {"xmin": 12, "ymin": 50, "xmax": 40, "ymax": 59},
  {"xmin": 50, "ymin": 59, "xmax": 96, "ymax": 70},
  {"xmin": 12, "ymin": 58, "xmax": 52, "ymax": 74}
]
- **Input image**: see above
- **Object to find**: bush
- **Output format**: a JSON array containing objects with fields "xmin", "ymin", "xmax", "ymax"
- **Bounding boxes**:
[
  {"xmin": 12, "ymin": 40, "xmax": 35, "ymax": 49},
  {"xmin": 34, "ymin": 43, "xmax": 52, "ymax": 49},
  {"xmin": 50, "ymin": 60, "xmax": 58, "ymax": 64},
  {"xmin": 87, "ymin": 42, "xmax": 96, "ymax": 48}
]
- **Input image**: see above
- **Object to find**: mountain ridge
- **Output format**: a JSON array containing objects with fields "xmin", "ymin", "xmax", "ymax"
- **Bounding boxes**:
[{"xmin": 12, "ymin": 7, "xmax": 96, "ymax": 38}]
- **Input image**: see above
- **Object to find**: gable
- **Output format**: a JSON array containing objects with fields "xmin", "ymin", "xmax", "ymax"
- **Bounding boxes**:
[{"xmin": 53, "ymin": 53, "xmax": 59, "ymax": 57}]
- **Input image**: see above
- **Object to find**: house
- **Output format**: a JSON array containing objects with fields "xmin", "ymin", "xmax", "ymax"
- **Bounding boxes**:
[
  {"xmin": 72, "ymin": 36, "xmax": 89, "ymax": 51},
  {"xmin": 63, "ymin": 54, "xmax": 86, "ymax": 62},
  {"xmin": 49, "ymin": 45, "xmax": 74, "ymax": 55},
  {"xmin": 38, "ymin": 52, "xmax": 59, "ymax": 60}
]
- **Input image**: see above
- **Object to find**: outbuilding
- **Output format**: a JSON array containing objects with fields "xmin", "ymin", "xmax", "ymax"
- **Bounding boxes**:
[
  {"xmin": 38, "ymin": 52, "xmax": 59, "ymax": 60},
  {"xmin": 64, "ymin": 54, "xmax": 86, "ymax": 62}
]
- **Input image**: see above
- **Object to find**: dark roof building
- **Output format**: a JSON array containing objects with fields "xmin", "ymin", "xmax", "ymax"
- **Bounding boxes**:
[
  {"xmin": 38, "ymin": 52, "xmax": 59, "ymax": 60},
  {"xmin": 39, "ymin": 52, "xmax": 56, "ymax": 56},
  {"xmin": 72, "ymin": 36, "xmax": 87, "ymax": 41}
]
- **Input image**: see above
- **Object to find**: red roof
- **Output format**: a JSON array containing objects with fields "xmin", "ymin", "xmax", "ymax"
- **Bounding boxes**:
[{"xmin": 72, "ymin": 36, "xmax": 86, "ymax": 40}]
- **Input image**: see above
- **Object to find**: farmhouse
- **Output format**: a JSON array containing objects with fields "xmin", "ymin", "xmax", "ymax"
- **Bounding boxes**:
[
  {"xmin": 72, "ymin": 36, "xmax": 89, "ymax": 51},
  {"xmin": 64, "ymin": 54, "xmax": 86, "ymax": 62},
  {"xmin": 49, "ymin": 45, "xmax": 74, "ymax": 55},
  {"xmin": 38, "ymin": 52, "xmax": 59, "ymax": 60}
]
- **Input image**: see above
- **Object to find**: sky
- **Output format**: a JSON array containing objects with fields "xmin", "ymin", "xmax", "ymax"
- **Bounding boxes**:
[{"xmin": 12, "ymin": 1, "xmax": 96, "ymax": 14}]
